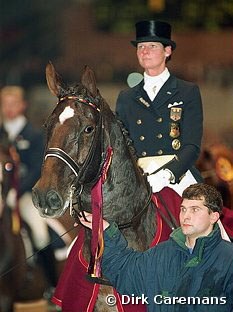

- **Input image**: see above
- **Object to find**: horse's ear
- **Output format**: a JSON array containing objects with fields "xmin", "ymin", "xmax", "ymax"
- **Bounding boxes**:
[
  {"xmin": 46, "ymin": 61, "xmax": 63, "ymax": 97},
  {"xmin": 81, "ymin": 66, "xmax": 98, "ymax": 98}
]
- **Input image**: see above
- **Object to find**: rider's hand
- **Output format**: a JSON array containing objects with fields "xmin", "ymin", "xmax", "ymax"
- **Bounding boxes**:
[
  {"xmin": 147, "ymin": 169, "xmax": 174, "ymax": 193},
  {"xmin": 77, "ymin": 212, "xmax": 110, "ymax": 231}
]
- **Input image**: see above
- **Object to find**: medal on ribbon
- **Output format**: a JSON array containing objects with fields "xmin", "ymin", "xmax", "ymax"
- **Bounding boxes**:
[{"xmin": 169, "ymin": 122, "xmax": 180, "ymax": 138}]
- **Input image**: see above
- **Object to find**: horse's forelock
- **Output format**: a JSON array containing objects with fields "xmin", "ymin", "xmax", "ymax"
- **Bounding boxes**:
[
  {"xmin": 44, "ymin": 84, "xmax": 106, "ymax": 144},
  {"xmin": 58, "ymin": 84, "xmax": 84, "ymax": 98},
  {"xmin": 58, "ymin": 84, "xmax": 103, "ymax": 108}
]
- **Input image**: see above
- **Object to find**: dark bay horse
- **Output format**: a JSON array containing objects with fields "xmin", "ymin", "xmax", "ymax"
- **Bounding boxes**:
[
  {"xmin": 0, "ymin": 135, "xmax": 46, "ymax": 312},
  {"xmin": 0, "ymin": 135, "xmax": 23, "ymax": 312},
  {"xmin": 32, "ymin": 63, "xmax": 182, "ymax": 312}
]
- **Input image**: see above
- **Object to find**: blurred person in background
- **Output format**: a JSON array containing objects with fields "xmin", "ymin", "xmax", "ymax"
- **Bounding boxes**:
[
  {"xmin": 116, "ymin": 20, "xmax": 203, "ymax": 196},
  {"xmin": 0, "ymin": 85, "xmax": 57, "ymax": 293}
]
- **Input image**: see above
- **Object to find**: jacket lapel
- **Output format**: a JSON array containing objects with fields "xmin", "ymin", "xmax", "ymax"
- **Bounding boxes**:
[
  {"xmin": 134, "ymin": 81, "xmax": 151, "ymax": 109},
  {"xmin": 134, "ymin": 75, "xmax": 178, "ymax": 114},
  {"xmin": 152, "ymin": 75, "xmax": 178, "ymax": 109}
]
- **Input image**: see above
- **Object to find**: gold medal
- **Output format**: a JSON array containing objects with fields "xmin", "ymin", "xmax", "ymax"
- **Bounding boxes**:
[
  {"xmin": 172, "ymin": 139, "xmax": 181, "ymax": 150},
  {"xmin": 170, "ymin": 107, "xmax": 182, "ymax": 121},
  {"xmin": 169, "ymin": 122, "xmax": 180, "ymax": 138}
]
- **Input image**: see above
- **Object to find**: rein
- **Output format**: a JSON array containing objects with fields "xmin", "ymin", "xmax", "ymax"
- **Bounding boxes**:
[
  {"xmin": 118, "ymin": 185, "xmax": 152, "ymax": 230},
  {"xmin": 0, "ymin": 225, "xmax": 77, "ymax": 279}
]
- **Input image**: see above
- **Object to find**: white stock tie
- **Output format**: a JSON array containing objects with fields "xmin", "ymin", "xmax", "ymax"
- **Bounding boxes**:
[{"xmin": 144, "ymin": 83, "xmax": 157, "ymax": 101}]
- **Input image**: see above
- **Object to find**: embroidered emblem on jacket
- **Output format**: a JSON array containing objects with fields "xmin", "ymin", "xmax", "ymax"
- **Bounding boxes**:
[{"xmin": 170, "ymin": 107, "xmax": 182, "ymax": 121}]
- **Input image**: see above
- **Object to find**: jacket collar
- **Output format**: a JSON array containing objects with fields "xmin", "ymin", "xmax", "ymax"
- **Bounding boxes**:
[
  {"xmin": 135, "ymin": 75, "xmax": 178, "ymax": 110},
  {"xmin": 170, "ymin": 224, "xmax": 222, "ymax": 267}
]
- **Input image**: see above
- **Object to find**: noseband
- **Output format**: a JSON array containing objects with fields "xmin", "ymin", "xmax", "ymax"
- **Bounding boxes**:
[{"xmin": 45, "ymin": 147, "xmax": 80, "ymax": 176}]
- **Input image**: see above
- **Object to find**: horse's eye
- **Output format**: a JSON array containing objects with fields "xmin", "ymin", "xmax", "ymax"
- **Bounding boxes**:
[{"xmin": 84, "ymin": 126, "xmax": 94, "ymax": 134}]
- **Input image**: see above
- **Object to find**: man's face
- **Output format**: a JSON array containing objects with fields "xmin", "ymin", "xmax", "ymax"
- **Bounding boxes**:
[
  {"xmin": 0, "ymin": 94, "xmax": 26, "ymax": 120},
  {"xmin": 136, "ymin": 41, "xmax": 171, "ymax": 73},
  {"xmin": 179, "ymin": 198, "xmax": 219, "ymax": 241}
]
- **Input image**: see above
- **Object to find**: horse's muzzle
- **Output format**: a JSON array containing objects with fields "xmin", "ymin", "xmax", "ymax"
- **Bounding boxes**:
[{"xmin": 32, "ymin": 188, "xmax": 64, "ymax": 217}]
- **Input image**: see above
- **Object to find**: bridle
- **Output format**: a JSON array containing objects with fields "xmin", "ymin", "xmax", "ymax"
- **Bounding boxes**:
[
  {"xmin": 44, "ymin": 95, "xmax": 107, "ymax": 219},
  {"xmin": 45, "ymin": 147, "xmax": 80, "ymax": 177},
  {"xmin": 44, "ymin": 95, "xmax": 153, "ymax": 229},
  {"xmin": 45, "ymin": 95, "xmax": 105, "ymax": 182}
]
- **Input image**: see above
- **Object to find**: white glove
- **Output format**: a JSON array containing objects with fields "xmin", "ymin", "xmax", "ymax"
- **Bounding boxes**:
[
  {"xmin": 143, "ymin": 160, "xmax": 160, "ymax": 175},
  {"xmin": 147, "ymin": 169, "xmax": 174, "ymax": 193},
  {"xmin": 6, "ymin": 188, "xmax": 17, "ymax": 209}
]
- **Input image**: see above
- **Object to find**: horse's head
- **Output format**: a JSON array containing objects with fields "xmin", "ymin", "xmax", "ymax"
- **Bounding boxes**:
[{"xmin": 32, "ymin": 62, "xmax": 109, "ymax": 218}]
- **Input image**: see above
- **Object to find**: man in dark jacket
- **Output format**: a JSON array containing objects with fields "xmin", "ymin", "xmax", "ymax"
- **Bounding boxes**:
[
  {"xmin": 80, "ymin": 183, "xmax": 233, "ymax": 312},
  {"xmin": 116, "ymin": 20, "xmax": 203, "ymax": 195}
]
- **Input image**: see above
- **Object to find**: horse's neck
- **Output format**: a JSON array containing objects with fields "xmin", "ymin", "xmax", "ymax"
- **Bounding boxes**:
[
  {"xmin": 102, "ymin": 123, "xmax": 155, "ymax": 248},
  {"xmin": 81, "ymin": 113, "xmax": 156, "ymax": 249}
]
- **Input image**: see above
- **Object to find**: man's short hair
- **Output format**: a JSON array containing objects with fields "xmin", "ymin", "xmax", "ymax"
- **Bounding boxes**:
[
  {"xmin": 0, "ymin": 86, "xmax": 25, "ymax": 100},
  {"xmin": 182, "ymin": 183, "xmax": 223, "ymax": 213}
]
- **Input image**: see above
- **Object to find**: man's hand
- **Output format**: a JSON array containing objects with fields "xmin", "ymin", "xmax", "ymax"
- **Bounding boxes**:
[{"xmin": 77, "ymin": 212, "xmax": 110, "ymax": 230}]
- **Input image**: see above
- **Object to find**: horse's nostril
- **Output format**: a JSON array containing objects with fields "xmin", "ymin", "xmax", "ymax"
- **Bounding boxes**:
[
  {"xmin": 32, "ymin": 189, "xmax": 40, "ymax": 209},
  {"xmin": 46, "ymin": 190, "xmax": 63, "ymax": 209}
]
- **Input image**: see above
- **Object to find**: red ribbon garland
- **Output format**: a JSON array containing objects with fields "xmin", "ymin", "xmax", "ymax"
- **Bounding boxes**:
[{"xmin": 88, "ymin": 146, "xmax": 113, "ymax": 277}]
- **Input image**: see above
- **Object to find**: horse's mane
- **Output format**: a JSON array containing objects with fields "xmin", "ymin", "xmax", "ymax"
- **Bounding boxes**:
[{"xmin": 115, "ymin": 117, "xmax": 138, "ymax": 162}]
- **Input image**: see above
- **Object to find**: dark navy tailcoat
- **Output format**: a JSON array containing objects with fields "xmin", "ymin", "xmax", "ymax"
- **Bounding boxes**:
[{"xmin": 116, "ymin": 74, "xmax": 203, "ymax": 183}]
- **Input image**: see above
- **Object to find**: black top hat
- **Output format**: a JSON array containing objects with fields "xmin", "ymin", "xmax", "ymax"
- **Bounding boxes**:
[{"xmin": 131, "ymin": 20, "xmax": 176, "ymax": 50}]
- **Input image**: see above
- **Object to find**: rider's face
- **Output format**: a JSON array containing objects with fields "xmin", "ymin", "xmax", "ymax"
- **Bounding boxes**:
[{"xmin": 136, "ymin": 42, "xmax": 171, "ymax": 75}]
